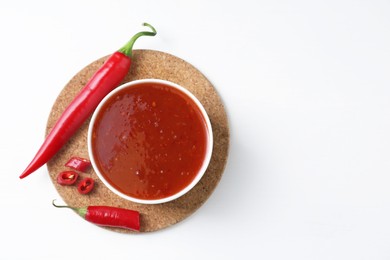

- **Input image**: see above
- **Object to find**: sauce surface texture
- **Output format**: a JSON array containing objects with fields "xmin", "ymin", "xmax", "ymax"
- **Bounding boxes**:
[{"xmin": 91, "ymin": 82, "xmax": 208, "ymax": 200}]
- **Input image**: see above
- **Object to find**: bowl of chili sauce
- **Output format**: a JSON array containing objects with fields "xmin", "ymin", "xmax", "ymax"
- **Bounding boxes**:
[{"xmin": 88, "ymin": 79, "xmax": 213, "ymax": 204}]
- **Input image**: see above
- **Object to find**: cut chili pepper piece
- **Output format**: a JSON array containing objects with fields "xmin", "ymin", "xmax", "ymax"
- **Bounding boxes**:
[
  {"xmin": 57, "ymin": 171, "xmax": 79, "ymax": 186},
  {"xmin": 65, "ymin": 157, "xmax": 91, "ymax": 172},
  {"xmin": 78, "ymin": 178, "xmax": 94, "ymax": 194}
]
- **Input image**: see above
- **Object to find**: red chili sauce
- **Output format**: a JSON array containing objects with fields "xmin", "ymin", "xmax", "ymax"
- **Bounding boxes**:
[{"xmin": 91, "ymin": 82, "xmax": 208, "ymax": 200}]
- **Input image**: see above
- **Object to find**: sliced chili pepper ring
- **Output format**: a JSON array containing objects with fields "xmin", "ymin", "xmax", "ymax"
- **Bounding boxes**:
[
  {"xmin": 78, "ymin": 178, "xmax": 95, "ymax": 194},
  {"xmin": 57, "ymin": 171, "xmax": 79, "ymax": 186},
  {"xmin": 65, "ymin": 157, "xmax": 91, "ymax": 172}
]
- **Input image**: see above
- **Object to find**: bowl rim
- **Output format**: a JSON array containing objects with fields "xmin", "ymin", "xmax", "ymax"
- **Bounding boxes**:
[{"xmin": 87, "ymin": 78, "xmax": 213, "ymax": 204}]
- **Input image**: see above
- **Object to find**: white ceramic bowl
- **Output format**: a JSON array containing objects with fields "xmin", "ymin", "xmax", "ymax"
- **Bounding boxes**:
[{"xmin": 88, "ymin": 79, "xmax": 213, "ymax": 204}]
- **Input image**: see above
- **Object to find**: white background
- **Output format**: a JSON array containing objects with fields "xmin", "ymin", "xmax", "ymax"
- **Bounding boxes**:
[{"xmin": 1, "ymin": 0, "xmax": 390, "ymax": 259}]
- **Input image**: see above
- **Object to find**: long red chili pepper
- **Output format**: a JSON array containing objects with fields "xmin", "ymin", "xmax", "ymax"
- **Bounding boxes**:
[
  {"xmin": 52, "ymin": 200, "xmax": 140, "ymax": 231},
  {"xmin": 20, "ymin": 23, "xmax": 156, "ymax": 179}
]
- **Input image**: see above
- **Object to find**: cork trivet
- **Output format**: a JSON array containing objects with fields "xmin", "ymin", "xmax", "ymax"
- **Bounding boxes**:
[{"xmin": 47, "ymin": 50, "xmax": 229, "ymax": 233}]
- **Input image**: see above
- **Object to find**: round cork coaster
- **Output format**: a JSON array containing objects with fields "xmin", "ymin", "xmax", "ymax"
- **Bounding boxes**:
[{"xmin": 46, "ymin": 49, "xmax": 229, "ymax": 233}]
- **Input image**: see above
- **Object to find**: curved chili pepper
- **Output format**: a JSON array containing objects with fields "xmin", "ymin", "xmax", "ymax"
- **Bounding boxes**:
[
  {"xmin": 20, "ymin": 23, "xmax": 157, "ymax": 179},
  {"xmin": 52, "ymin": 200, "xmax": 140, "ymax": 231},
  {"xmin": 57, "ymin": 171, "xmax": 79, "ymax": 185},
  {"xmin": 65, "ymin": 156, "xmax": 91, "ymax": 172},
  {"xmin": 77, "ymin": 178, "xmax": 94, "ymax": 194}
]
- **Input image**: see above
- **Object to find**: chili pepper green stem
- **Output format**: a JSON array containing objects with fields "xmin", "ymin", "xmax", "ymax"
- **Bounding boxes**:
[
  {"xmin": 52, "ymin": 199, "xmax": 87, "ymax": 218},
  {"xmin": 118, "ymin": 22, "xmax": 157, "ymax": 57}
]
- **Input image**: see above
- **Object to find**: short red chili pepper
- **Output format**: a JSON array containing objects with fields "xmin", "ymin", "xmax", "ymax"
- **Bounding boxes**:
[
  {"xmin": 20, "ymin": 23, "xmax": 157, "ymax": 179},
  {"xmin": 52, "ymin": 200, "xmax": 140, "ymax": 231},
  {"xmin": 65, "ymin": 156, "xmax": 91, "ymax": 172},
  {"xmin": 57, "ymin": 171, "xmax": 79, "ymax": 185},
  {"xmin": 77, "ymin": 178, "xmax": 94, "ymax": 194}
]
